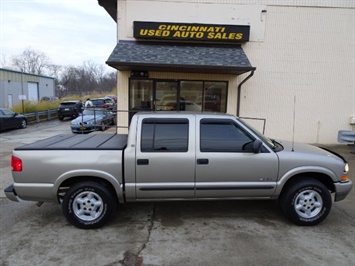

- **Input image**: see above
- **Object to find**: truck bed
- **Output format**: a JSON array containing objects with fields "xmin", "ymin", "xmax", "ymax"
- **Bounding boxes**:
[{"xmin": 15, "ymin": 134, "xmax": 128, "ymax": 150}]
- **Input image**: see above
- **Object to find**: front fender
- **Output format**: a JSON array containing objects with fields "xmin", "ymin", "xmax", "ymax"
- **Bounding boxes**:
[
  {"xmin": 274, "ymin": 166, "xmax": 337, "ymax": 197},
  {"xmin": 52, "ymin": 169, "xmax": 124, "ymax": 203}
]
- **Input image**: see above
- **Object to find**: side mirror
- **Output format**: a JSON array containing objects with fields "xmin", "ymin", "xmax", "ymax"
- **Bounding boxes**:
[{"xmin": 253, "ymin": 139, "xmax": 263, "ymax": 154}]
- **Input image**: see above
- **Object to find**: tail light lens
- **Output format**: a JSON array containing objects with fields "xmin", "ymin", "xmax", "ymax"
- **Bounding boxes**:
[
  {"xmin": 102, "ymin": 104, "xmax": 108, "ymax": 108},
  {"xmin": 12, "ymin": 156, "xmax": 22, "ymax": 172}
]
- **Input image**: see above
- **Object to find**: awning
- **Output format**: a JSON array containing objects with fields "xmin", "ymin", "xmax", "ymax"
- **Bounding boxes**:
[{"xmin": 106, "ymin": 42, "xmax": 256, "ymax": 75}]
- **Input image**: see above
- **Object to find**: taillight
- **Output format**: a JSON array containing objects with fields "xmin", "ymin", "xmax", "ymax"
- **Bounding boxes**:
[
  {"xmin": 12, "ymin": 156, "xmax": 22, "ymax": 172},
  {"xmin": 102, "ymin": 104, "xmax": 108, "ymax": 108}
]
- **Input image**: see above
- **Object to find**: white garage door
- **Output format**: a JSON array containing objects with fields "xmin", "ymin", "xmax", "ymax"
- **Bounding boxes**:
[{"xmin": 28, "ymin": 82, "xmax": 39, "ymax": 101}]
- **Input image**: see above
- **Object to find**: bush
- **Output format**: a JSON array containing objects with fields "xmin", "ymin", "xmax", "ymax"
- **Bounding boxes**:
[{"xmin": 12, "ymin": 100, "xmax": 60, "ymax": 114}]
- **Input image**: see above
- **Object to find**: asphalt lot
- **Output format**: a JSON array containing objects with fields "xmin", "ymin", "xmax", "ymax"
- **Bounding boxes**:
[{"xmin": 0, "ymin": 119, "xmax": 354, "ymax": 266}]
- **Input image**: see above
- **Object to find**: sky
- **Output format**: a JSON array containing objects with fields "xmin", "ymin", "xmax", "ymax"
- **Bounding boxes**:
[{"xmin": 0, "ymin": 0, "xmax": 117, "ymax": 71}]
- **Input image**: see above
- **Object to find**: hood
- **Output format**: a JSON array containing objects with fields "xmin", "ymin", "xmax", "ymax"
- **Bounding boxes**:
[
  {"xmin": 277, "ymin": 140, "xmax": 345, "ymax": 164},
  {"xmin": 72, "ymin": 115, "xmax": 103, "ymax": 124}
]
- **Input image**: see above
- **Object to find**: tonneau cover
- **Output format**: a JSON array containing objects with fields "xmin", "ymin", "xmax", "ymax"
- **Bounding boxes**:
[{"xmin": 15, "ymin": 134, "xmax": 128, "ymax": 150}]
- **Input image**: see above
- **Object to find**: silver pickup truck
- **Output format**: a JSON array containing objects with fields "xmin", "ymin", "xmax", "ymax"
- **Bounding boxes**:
[{"xmin": 4, "ymin": 112, "xmax": 352, "ymax": 229}]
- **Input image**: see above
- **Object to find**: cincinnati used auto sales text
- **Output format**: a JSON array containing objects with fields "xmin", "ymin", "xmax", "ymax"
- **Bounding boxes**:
[{"xmin": 138, "ymin": 25, "xmax": 244, "ymax": 40}]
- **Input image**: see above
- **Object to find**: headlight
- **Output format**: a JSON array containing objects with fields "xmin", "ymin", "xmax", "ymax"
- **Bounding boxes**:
[{"xmin": 345, "ymin": 163, "xmax": 349, "ymax": 173}]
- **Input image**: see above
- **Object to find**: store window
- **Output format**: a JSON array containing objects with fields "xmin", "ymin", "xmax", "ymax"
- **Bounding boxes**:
[{"xmin": 129, "ymin": 79, "xmax": 227, "ymax": 120}]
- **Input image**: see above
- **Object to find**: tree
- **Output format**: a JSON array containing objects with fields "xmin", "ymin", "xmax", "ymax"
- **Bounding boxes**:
[{"xmin": 11, "ymin": 47, "xmax": 51, "ymax": 75}]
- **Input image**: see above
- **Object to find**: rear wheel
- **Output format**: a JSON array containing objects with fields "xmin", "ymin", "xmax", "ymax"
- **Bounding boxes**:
[
  {"xmin": 62, "ymin": 181, "xmax": 117, "ymax": 229},
  {"xmin": 280, "ymin": 179, "xmax": 331, "ymax": 226}
]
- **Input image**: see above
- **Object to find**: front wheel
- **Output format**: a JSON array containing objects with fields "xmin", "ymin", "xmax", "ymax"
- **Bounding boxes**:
[
  {"xmin": 62, "ymin": 181, "xmax": 117, "ymax": 229},
  {"xmin": 279, "ymin": 179, "xmax": 332, "ymax": 226},
  {"xmin": 20, "ymin": 119, "xmax": 27, "ymax": 129}
]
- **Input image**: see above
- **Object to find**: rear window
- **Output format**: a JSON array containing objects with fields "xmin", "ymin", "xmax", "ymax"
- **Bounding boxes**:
[
  {"xmin": 141, "ymin": 118, "xmax": 189, "ymax": 152},
  {"xmin": 60, "ymin": 102, "xmax": 77, "ymax": 106}
]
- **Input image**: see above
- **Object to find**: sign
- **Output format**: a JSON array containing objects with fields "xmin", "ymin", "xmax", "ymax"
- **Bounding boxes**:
[
  {"xmin": 19, "ymin": 95, "xmax": 27, "ymax": 100},
  {"xmin": 133, "ymin": 21, "xmax": 250, "ymax": 43}
]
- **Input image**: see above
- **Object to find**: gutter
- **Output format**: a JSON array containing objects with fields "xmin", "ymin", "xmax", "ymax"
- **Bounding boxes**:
[{"xmin": 237, "ymin": 70, "xmax": 254, "ymax": 117}]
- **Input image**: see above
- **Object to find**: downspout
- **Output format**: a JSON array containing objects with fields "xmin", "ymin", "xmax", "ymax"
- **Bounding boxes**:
[{"xmin": 236, "ymin": 70, "xmax": 254, "ymax": 117}]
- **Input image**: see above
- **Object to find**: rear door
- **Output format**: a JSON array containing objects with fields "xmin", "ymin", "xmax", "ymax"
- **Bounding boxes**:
[
  {"xmin": 135, "ymin": 116, "xmax": 196, "ymax": 199},
  {"xmin": 195, "ymin": 118, "xmax": 279, "ymax": 198}
]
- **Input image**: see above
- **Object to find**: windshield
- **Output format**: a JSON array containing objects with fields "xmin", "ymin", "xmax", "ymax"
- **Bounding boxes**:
[
  {"xmin": 238, "ymin": 118, "xmax": 276, "ymax": 150},
  {"xmin": 83, "ymin": 109, "xmax": 105, "ymax": 116}
]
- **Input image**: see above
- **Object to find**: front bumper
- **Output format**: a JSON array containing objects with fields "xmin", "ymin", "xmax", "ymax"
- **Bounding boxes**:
[
  {"xmin": 334, "ymin": 180, "xmax": 353, "ymax": 201},
  {"xmin": 4, "ymin": 185, "xmax": 19, "ymax": 202},
  {"xmin": 71, "ymin": 125, "xmax": 97, "ymax": 133}
]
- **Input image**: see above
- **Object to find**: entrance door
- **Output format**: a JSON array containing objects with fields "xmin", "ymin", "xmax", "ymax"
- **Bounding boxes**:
[{"xmin": 155, "ymin": 81, "xmax": 180, "ymax": 111}]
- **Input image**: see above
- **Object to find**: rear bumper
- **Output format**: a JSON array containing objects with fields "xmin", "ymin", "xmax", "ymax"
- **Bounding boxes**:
[
  {"xmin": 334, "ymin": 180, "xmax": 353, "ymax": 202},
  {"xmin": 4, "ymin": 185, "xmax": 20, "ymax": 202}
]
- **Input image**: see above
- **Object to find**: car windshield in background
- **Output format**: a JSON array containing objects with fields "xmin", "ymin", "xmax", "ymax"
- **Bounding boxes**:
[{"xmin": 83, "ymin": 109, "xmax": 106, "ymax": 116}]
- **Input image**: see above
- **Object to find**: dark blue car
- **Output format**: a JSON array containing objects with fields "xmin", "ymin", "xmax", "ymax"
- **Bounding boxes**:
[
  {"xmin": 0, "ymin": 108, "xmax": 27, "ymax": 132},
  {"xmin": 70, "ymin": 108, "xmax": 115, "ymax": 133}
]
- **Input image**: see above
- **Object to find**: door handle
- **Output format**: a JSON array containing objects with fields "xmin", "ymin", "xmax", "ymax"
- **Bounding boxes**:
[
  {"xmin": 197, "ymin": 159, "xmax": 209, "ymax": 165},
  {"xmin": 137, "ymin": 159, "xmax": 149, "ymax": 165}
]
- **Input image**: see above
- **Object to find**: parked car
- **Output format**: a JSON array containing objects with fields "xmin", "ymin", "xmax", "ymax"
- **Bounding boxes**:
[
  {"xmin": 41, "ymin": 96, "xmax": 59, "ymax": 102},
  {"xmin": 105, "ymin": 95, "xmax": 117, "ymax": 103},
  {"xmin": 163, "ymin": 100, "xmax": 202, "ymax": 111},
  {"xmin": 89, "ymin": 97, "xmax": 116, "ymax": 111},
  {"xmin": 0, "ymin": 108, "xmax": 27, "ymax": 132},
  {"xmin": 196, "ymin": 95, "xmax": 218, "ymax": 111},
  {"xmin": 57, "ymin": 100, "xmax": 82, "ymax": 120},
  {"xmin": 70, "ymin": 108, "xmax": 116, "ymax": 133}
]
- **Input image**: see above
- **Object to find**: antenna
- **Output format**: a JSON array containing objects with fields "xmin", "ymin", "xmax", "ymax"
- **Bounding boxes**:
[{"xmin": 292, "ymin": 96, "xmax": 296, "ymax": 152}]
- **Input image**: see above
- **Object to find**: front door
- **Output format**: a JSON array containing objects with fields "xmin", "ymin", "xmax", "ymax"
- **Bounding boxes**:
[
  {"xmin": 135, "ymin": 116, "xmax": 196, "ymax": 199},
  {"xmin": 195, "ymin": 118, "xmax": 279, "ymax": 198}
]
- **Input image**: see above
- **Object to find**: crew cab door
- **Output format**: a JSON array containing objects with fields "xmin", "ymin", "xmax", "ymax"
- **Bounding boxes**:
[
  {"xmin": 195, "ymin": 118, "xmax": 279, "ymax": 198},
  {"xmin": 135, "ymin": 117, "xmax": 195, "ymax": 199}
]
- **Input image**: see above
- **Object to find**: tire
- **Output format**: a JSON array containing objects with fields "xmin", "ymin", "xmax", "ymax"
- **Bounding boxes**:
[
  {"xmin": 279, "ymin": 179, "xmax": 332, "ymax": 226},
  {"xmin": 100, "ymin": 122, "xmax": 106, "ymax": 131},
  {"xmin": 20, "ymin": 119, "xmax": 27, "ymax": 129},
  {"xmin": 59, "ymin": 116, "xmax": 64, "ymax": 121},
  {"xmin": 62, "ymin": 181, "xmax": 117, "ymax": 229}
]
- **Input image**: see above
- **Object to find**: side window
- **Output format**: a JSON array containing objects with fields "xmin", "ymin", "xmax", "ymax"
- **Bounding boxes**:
[
  {"xmin": 200, "ymin": 119, "xmax": 254, "ymax": 152},
  {"xmin": 141, "ymin": 118, "xmax": 189, "ymax": 152}
]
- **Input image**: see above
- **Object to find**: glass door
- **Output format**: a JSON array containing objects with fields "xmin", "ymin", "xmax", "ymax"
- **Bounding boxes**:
[{"xmin": 155, "ymin": 81, "xmax": 179, "ymax": 111}]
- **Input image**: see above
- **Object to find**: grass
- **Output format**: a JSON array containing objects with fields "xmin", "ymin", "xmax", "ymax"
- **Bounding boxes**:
[{"xmin": 11, "ymin": 92, "xmax": 116, "ymax": 114}]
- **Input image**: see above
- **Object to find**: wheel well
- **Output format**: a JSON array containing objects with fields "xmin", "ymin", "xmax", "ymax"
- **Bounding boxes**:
[
  {"xmin": 58, "ymin": 176, "xmax": 118, "ymax": 203},
  {"xmin": 280, "ymin": 173, "xmax": 335, "ymax": 196}
]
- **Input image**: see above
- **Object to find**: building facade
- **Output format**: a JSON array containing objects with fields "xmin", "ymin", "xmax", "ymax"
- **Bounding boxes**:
[
  {"xmin": 99, "ymin": 0, "xmax": 355, "ymax": 144},
  {"xmin": 0, "ymin": 68, "xmax": 55, "ymax": 108}
]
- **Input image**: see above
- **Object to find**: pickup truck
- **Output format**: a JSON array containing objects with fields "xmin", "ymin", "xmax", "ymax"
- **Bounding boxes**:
[{"xmin": 4, "ymin": 112, "xmax": 352, "ymax": 229}]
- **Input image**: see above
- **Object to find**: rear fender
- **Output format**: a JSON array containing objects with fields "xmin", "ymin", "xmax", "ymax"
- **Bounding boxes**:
[{"xmin": 53, "ymin": 169, "xmax": 124, "ymax": 203}]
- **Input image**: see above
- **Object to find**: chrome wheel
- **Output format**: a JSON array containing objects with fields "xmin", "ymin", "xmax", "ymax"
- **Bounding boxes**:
[
  {"xmin": 294, "ymin": 189, "xmax": 323, "ymax": 219},
  {"xmin": 72, "ymin": 191, "xmax": 103, "ymax": 221}
]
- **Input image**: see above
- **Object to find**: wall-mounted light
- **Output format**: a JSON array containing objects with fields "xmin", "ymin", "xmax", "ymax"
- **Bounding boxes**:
[
  {"xmin": 261, "ymin": 9, "xmax": 267, "ymax": 22},
  {"xmin": 130, "ymin": 71, "xmax": 149, "ymax": 78}
]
